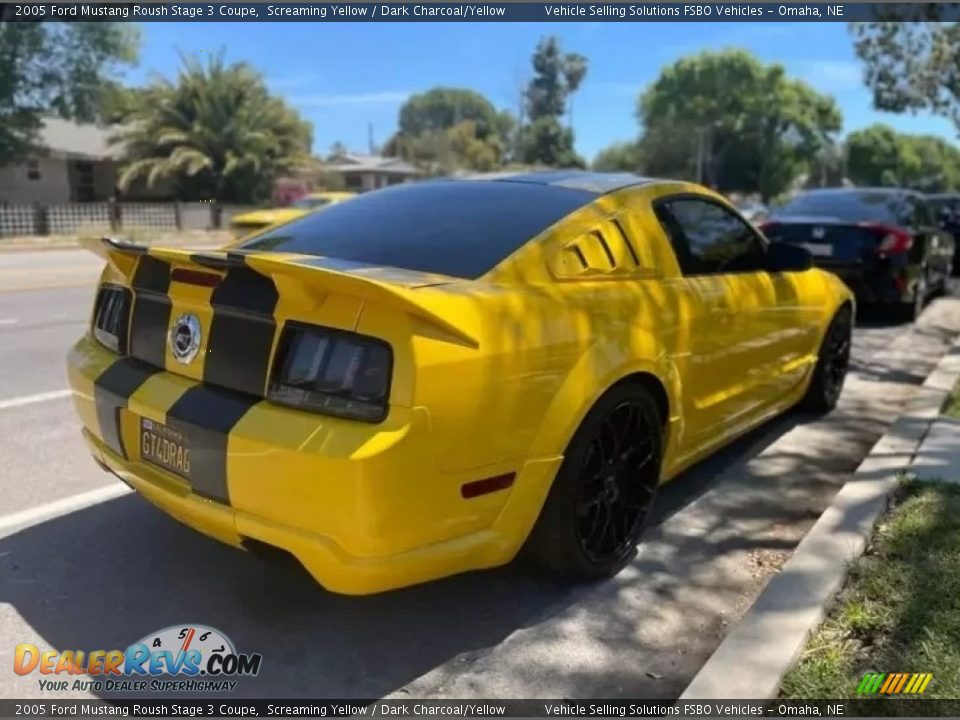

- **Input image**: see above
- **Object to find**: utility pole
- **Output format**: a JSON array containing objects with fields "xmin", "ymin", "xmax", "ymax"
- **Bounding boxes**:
[{"xmin": 368, "ymin": 122, "xmax": 375, "ymax": 154}]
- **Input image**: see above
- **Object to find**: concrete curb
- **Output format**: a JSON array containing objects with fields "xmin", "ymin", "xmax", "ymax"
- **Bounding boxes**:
[{"xmin": 678, "ymin": 335, "xmax": 960, "ymax": 701}]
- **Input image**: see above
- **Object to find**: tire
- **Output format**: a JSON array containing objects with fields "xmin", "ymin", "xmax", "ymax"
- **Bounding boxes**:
[
  {"xmin": 523, "ymin": 383, "xmax": 663, "ymax": 581},
  {"xmin": 800, "ymin": 306, "xmax": 852, "ymax": 413},
  {"xmin": 898, "ymin": 276, "xmax": 926, "ymax": 323}
]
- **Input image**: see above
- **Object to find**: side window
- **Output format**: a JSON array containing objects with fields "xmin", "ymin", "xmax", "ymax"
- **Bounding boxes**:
[
  {"xmin": 899, "ymin": 195, "xmax": 931, "ymax": 227},
  {"xmin": 655, "ymin": 197, "xmax": 767, "ymax": 276}
]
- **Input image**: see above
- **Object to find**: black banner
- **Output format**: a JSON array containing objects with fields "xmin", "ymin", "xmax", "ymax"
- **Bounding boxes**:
[
  {"xmin": 2, "ymin": 2, "xmax": 960, "ymax": 23},
  {"xmin": 3, "ymin": 699, "xmax": 960, "ymax": 718}
]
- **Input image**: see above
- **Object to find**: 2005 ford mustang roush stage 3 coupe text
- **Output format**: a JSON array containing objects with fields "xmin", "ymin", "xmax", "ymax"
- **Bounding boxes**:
[{"xmin": 67, "ymin": 171, "xmax": 854, "ymax": 594}]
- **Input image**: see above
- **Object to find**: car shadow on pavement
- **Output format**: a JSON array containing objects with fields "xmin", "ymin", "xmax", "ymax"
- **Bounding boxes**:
[
  {"xmin": 0, "ymin": 492, "xmax": 578, "ymax": 699},
  {"xmin": 4, "ymin": 293, "xmax": 956, "ymax": 701},
  {"xmin": 0, "ymin": 405, "xmax": 811, "ymax": 701}
]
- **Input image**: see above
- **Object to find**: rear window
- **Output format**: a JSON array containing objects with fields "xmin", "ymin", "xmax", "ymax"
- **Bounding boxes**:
[
  {"xmin": 239, "ymin": 180, "xmax": 594, "ymax": 279},
  {"xmin": 777, "ymin": 191, "xmax": 903, "ymax": 224}
]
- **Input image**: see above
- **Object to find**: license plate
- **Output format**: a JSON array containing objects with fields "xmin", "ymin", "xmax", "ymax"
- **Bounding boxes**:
[
  {"xmin": 800, "ymin": 242, "xmax": 834, "ymax": 257},
  {"xmin": 139, "ymin": 417, "xmax": 191, "ymax": 480}
]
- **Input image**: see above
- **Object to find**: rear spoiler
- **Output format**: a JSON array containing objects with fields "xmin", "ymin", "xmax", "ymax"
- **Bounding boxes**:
[{"xmin": 84, "ymin": 237, "xmax": 479, "ymax": 349}]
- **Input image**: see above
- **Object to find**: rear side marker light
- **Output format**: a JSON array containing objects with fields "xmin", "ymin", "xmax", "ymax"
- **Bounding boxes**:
[
  {"xmin": 171, "ymin": 268, "xmax": 222, "ymax": 287},
  {"xmin": 461, "ymin": 473, "xmax": 516, "ymax": 499}
]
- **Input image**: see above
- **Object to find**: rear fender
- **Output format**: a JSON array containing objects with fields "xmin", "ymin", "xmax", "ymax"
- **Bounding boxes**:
[{"xmin": 524, "ymin": 335, "xmax": 681, "ymax": 476}]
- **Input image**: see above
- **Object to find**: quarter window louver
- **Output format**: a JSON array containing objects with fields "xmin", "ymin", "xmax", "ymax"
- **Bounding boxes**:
[{"xmin": 93, "ymin": 286, "xmax": 131, "ymax": 353}]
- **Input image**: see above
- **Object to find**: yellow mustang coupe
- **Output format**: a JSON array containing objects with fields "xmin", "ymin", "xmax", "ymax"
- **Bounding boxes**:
[
  {"xmin": 68, "ymin": 172, "xmax": 853, "ymax": 594},
  {"xmin": 229, "ymin": 191, "xmax": 356, "ymax": 236}
]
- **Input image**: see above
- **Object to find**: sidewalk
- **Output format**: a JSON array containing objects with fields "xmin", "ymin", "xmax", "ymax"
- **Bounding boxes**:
[
  {"xmin": 910, "ymin": 417, "xmax": 960, "ymax": 483},
  {"xmin": 680, "ymin": 334, "xmax": 960, "ymax": 701},
  {"xmin": 910, "ymin": 375, "xmax": 960, "ymax": 483}
]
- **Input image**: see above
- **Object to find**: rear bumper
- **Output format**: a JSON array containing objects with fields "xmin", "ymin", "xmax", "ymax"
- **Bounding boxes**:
[
  {"xmin": 68, "ymin": 334, "xmax": 560, "ymax": 594},
  {"xmin": 815, "ymin": 261, "xmax": 916, "ymax": 305}
]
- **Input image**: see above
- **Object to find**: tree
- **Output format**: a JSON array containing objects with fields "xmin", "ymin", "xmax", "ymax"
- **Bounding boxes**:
[
  {"xmin": 518, "ymin": 36, "xmax": 587, "ymax": 167},
  {"xmin": 637, "ymin": 50, "xmax": 842, "ymax": 200},
  {"xmin": 851, "ymin": 21, "xmax": 960, "ymax": 133},
  {"xmin": 846, "ymin": 123, "xmax": 960, "ymax": 191},
  {"xmin": 384, "ymin": 87, "xmax": 511, "ymax": 173},
  {"xmin": 0, "ymin": 22, "xmax": 139, "ymax": 165},
  {"xmin": 592, "ymin": 141, "xmax": 642, "ymax": 172},
  {"xmin": 398, "ymin": 87, "xmax": 500, "ymax": 139},
  {"xmin": 518, "ymin": 117, "xmax": 584, "ymax": 169},
  {"xmin": 111, "ymin": 53, "xmax": 312, "ymax": 203}
]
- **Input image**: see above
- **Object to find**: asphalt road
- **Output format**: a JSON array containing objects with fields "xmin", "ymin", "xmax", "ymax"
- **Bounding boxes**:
[{"xmin": 1, "ymin": 248, "xmax": 959, "ymax": 701}]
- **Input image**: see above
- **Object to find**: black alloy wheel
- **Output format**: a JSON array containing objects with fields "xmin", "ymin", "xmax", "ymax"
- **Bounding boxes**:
[
  {"xmin": 575, "ymin": 400, "xmax": 658, "ymax": 565},
  {"xmin": 800, "ymin": 307, "xmax": 852, "ymax": 413},
  {"xmin": 523, "ymin": 383, "xmax": 663, "ymax": 580}
]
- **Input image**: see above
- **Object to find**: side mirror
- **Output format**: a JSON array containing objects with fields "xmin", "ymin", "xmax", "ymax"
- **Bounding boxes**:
[{"xmin": 767, "ymin": 241, "xmax": 813, "ymax": 272}]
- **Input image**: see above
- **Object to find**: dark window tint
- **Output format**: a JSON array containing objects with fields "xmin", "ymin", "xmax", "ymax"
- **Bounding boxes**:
[
  {"xmin": 655, "ymin": 197, "xmax": 766, "ymax": 276},
  {"xmin": 916, "ymin": 198, "xmax": 933, "ymax": 226},
  {"xmin": 239, "ymin": 180, "xmax": 594, "ymax": 279},
  {"xmin": 929, "ymin": 196, "xmax": 960, "ymax": 214},
  {"xmin": 900, "ymin": 195, "xmax": 932, "ymax": 227},
  {"xmin": 777, "ymin": 191, "xmax": 902, "ymax": 224}
]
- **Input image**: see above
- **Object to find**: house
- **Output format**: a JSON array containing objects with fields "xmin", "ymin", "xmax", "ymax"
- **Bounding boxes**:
[
  {"xmin": 0, "ymin": 118, "xmax": 120, "ymax": 204},
  {"xmin": 326, "ymin": 152, "xmax": 423, "ymax": 192}
]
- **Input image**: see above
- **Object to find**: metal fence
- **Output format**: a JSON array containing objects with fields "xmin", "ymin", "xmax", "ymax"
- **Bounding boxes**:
[{"xmin": 0, "ymin": 201, "xmax": 257, "ymax": 238}]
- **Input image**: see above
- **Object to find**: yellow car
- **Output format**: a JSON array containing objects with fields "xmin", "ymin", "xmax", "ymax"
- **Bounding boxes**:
[
  {"xmin": 68, "ymin": 172, "xmax": 853, "ymax": 595},
  {"xmin": 228, "ymin": 191, "xmax": 355, "ymax": 236}
]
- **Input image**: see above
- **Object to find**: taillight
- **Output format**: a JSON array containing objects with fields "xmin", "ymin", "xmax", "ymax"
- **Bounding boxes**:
[
  {"xmin": 92, "ymin": 285, "xmax": 131, "ymax": 353},
  {"xmin": 267, "ymin": 322, "xmax": 392, "ymax": 422},
  {"xmin": 861, "ymin": 223, "xmax": 913, "ymax": 256}
]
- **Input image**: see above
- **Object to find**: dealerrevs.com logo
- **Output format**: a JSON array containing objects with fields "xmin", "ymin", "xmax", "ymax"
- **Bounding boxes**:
[{"xmin": 14, "ymin": 625, "xmax": 263, "ymax": 693}]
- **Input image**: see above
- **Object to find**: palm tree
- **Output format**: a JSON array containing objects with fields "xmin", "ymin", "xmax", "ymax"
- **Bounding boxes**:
[{"xmin": 111, "ymin": 52, "xmax": 312, "ymax": 203}]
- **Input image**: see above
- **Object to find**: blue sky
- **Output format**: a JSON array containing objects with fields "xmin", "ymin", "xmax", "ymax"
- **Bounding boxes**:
[{"xmin": 124, "ymin": 21, "xmax": 958, "ymax": 161}]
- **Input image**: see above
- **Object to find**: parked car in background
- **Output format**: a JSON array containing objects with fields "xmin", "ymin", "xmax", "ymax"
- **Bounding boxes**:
[
  {"xmin": 760, "ymin": 188, "xmax": 954, "ymax": 321},
  {"xmin": 229, "ymin": 191, "xmax": 356, "ymax": 237},
  {"xmin": 927, "ymin": 192, "xmax": 960, "ymax": 276}
]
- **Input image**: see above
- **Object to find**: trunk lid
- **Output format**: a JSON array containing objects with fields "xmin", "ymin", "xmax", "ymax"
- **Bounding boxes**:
[
  {"xmin": 84, "ymin": 238, "xmax": 478, "ymax": 397},
  {"xmin": 761, "ymin": 215, "xmax": 884, "ymax": 265}
]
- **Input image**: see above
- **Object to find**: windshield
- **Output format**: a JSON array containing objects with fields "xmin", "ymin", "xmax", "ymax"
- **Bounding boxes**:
[
  {"xmin": 239, "ymin": 180, "xmax": 594, "ymax": 279},
  {"xmin": 289, "ymin": 197, "xmax": 333, "ymax": 210},
  {"xmin": 777, "ymin": 191, "xmax": 902, "ymax": 224}
]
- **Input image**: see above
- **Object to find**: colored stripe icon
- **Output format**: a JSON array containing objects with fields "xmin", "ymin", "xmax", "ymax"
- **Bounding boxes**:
[{"xmin": 857, "ymin": 672, "xmax": 933, "ymax": 695}]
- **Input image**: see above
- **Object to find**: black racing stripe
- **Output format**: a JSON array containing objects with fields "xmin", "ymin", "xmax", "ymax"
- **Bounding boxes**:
[
  {"xmin": 204, "ymin": 264, "xmax": 279, "ymax": 397},
  {"xmin": 129, "ymin": 255, "xmax": 173, "ymax": 368},
  {"xmin": 165, "ymin": 385, "xmax": 260, "ymax": 504},
  {"xmin": 94, "ymin": 359, "xmax": 161, "ymax": 458}
]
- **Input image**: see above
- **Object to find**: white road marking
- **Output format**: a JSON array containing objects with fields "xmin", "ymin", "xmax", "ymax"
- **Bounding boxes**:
[
  {"xmin": 0, "ymin": 318, "xmax": 18, "ymax": 325},
  {"xmin": 0, "ymin": 389, "xmax": 72, "ymax": 410},
  {"xmin": 0, "ymin": 483, "xmax": 132, "ymax": 533}
]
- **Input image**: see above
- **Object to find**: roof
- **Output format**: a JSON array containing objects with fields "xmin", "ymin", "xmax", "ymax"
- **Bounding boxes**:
[
  {"xmin": 802, "ymin": 186, "xmax": 913, "ymax": 196},
  {"xmin": 326, "ymin": 152, "xmax": 422, "ymax": 176},
  {"xmin": 458, "ymin": 170, "xmax": 657, "ymax": 195},
  {"xmin": 38, "ymin": 117, "xmax": 119, "ymax": 160}
]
